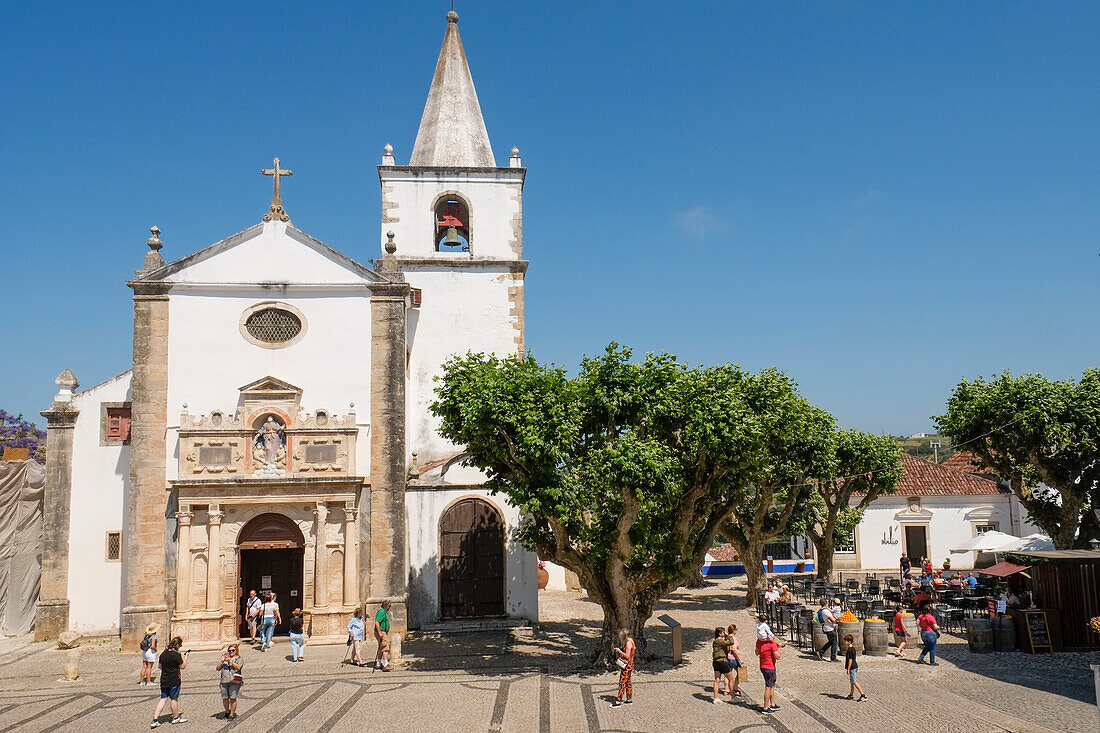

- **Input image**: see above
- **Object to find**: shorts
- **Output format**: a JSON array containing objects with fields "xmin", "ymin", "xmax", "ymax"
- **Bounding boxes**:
[
  {"xmin": 713, "ymin": 659, "xmax": 732, "ymax": 674},
  {"xmin": 142, "ymin": 649, "xmax": 156, "ymax": 663},
  {"xmin": 220, "ymin": 682, "xmax": 242, "ymax": 699},
  {"xmin": 159, "ymin": 685, "xmax": 181, "ymax": 700},
  {"xmin": 377, "ymin": 633, "xmax": 391, "ymax": 653},
  {"xmin": 760, "ymin": 668, "xmax": 776, "ymax": 688},
  {"xmin": 849, "ymin": 669, "xmax": 858, "ymax": 685},
  {"xmin": 350, "ymin": 639, "xmax": 363, "ymax": 657},
  {"xmin": 894, "ymin": 630, "xmax": 907, "ymax": 639},
  {"xmin": 728, "ymin": 657, "xmax": 742, "ymax": 669}
]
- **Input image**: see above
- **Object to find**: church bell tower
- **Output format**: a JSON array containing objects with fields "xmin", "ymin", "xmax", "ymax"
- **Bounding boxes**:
[{"xmin": 377, "ymin": 10, "xmax": 527, "ymax": 464}]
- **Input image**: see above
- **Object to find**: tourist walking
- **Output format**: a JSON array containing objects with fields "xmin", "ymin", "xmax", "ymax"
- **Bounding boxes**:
[
  {"xmin": 816, "ymin": 599, "xmax": 838, "ymax": 662},
  {"xmin": 374, "ymin": 600, "xmax": 392, "ymax": 671},
  {"xmin": 609, "ymin": 629, "xmax": 635, "ymax": 709},
  {"xmin": 916, "ymin": 605, "xmax": 941, "ymax": 665},
  {"xmin": 719, "ymin": 624, "xmax": 744, "ymax": 696},
  {"xmin": 347, "ymin": 607, "xmax": 365, "ymax": 666},
  {"xmin": 139, "ymin": 623, "xmax": 159, "ymax": 686},
  {"xmin": 216, "ymin": 643, "xmax": 243, "ymax": 720},
  {"xmin": 260, "ymin": 592, "xmax": 281, "ymax": 651},
  {"xmin": 843, "ymin": 635, "xmax": 867, "ymax": 701},
  {"xmin": 289, "ymin": 608, "xmax": 306, "ymax": 662},
  {"xmin": 892, "ymin": 606, "xmax": 909, "ymax": 657},
  {"xmin": 150, "ymin": 636, "xmax": 188, "ymax": 728},
  {"xmin": 711, "ymin": 627, "xmax": 737, "ymax": 704},
  {"xmin": 245, "ymin": 590, "xmax": 262, "ymax": 643},
  {"xmin": 756, "ymin": 631, "xmax": 781, "ymax": 713},
  {"xmin": 899, "ymin": 552, "xmax": 911, "ymax": 579}
]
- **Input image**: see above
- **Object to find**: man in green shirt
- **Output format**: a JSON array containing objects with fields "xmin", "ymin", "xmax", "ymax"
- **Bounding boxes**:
[{"xmin": 374, "ymin": 600, "xmax": 392, "ymax": 671}]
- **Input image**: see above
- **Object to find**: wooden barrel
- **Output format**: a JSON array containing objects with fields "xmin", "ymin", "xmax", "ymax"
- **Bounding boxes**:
[
  {"xmin": 967, "ymin": 618, "xmax": 994, "ymax": 653},
  {"xmin": 993, "ymin": 616, "xmax": 1016, "ymax": 652},
  {"xmin": 862, "ymin": 619, "xmax": 889, "ymax": 656},
  {"xmin": 812, "ymin": 621, "xmax": 827, "ymax": 652},
  {"xmin": 838, "ymin": 620, "xmax": 864, "ymax": 653}
]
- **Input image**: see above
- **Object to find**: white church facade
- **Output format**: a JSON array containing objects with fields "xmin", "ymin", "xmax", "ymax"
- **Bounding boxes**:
[{"xmin": 36, "ymin": 11, "xmax": 538, "ymax": 650}]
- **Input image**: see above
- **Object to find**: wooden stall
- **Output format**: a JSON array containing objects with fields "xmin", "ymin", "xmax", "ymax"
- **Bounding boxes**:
[{"xmin": 1009, "ymin": 549, "xmax": 1100, "ymax": 652}]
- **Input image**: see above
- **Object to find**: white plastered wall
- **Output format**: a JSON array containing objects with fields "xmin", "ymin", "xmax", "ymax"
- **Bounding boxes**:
[
  {"xmin": 67, "ymin": 371, "xmax": 132, "ymax": 633},
  {"xmin": 405, "ymin": 487, "xmax": 537, "ymax": 628},
  {"xmin": 852, "ymin": 494, "xmax": 1018, "ymax": 570}
]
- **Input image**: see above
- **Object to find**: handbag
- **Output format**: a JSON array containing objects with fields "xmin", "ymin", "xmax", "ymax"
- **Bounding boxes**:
[
  {"xmin": 615, "ymin": 658, "xmax": 627, "ymax": 669},
  {"xmin": 230, "ymin": 672, "xmax": 243, "ymax": 684},
  {"xmin": 737, "ymin": 665, "xmax": 748, "ymax": 682}
]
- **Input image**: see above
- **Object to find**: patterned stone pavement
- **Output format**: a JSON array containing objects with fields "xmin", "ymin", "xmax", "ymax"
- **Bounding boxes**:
[{"xmin": 0, "ymin": 580, "xmax": 1095, "ymax": 732}]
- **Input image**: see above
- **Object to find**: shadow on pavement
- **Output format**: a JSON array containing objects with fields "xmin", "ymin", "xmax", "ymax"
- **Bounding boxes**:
[{"xmin": 931, "ymin": 643, "xmax": 1100, "ymax": 705}]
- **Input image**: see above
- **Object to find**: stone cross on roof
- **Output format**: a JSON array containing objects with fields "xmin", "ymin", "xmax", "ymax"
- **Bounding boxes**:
[{"xmin": 262, "ymin": 157, "xmax": 293, "ymax": 222}]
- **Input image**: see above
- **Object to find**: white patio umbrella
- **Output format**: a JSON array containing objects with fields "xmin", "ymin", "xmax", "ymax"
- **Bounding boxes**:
[
  {"xmin": 999, "ymin": 533, "xmax": 1055, "ymax": 552},
  {"xmin": 950, "ymin": 531, "xmax": 1020, "ymax": 553}
]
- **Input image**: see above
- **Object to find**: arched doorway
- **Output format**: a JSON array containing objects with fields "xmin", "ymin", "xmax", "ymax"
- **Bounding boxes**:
[
  {"xmin": 237, "ymin": 513, "xmax": 305, "ymax": 638},
  {"xmin": 439, "ymin": 498, "xmax": 505, "ymax": 619}
]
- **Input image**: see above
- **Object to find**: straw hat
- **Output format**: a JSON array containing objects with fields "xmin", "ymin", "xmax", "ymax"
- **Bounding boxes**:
[{"xmin": 145, "ymin": 623, "xmax": 160, "ymax": 635}]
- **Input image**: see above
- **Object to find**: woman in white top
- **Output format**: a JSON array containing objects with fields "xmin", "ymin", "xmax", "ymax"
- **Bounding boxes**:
[
  {"xmin": 140, "ymin": 623, "xmax": 159, "ymax": 686},
  {"xmin": 260, "ymin": 593, "xmax": 282, "ymax": 651}
]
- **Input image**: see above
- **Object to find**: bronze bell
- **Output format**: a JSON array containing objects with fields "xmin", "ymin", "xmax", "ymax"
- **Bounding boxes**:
[{"xmin": 442, "ymin": 225, "xmax": 462, "ymax": 247}]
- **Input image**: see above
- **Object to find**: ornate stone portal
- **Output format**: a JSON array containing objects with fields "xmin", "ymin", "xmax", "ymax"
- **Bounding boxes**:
[{"xmin": 170, "ymin": 376, "xmax": 364, "ymax": 648}]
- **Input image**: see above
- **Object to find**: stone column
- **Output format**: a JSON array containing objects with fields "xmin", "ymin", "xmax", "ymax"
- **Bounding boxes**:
[
  {"xmin": 35, "ymin": 370, "xmax": 80, "ymax": 641},
  {"xmin": 206, "ymin": 505, "xmax": 223, "ymax": 612},
  {"xmin": 368, "ymin": 273, "xmax": 411, "ymax": 632},
  {"xmin": 121, "ymin": 275, "xmax": 171, "ymax": 652},
  {"xmin": 313, "ymin": 501, "xmax": 328, "ymax": 608},
  {"xmin": 343, "ymin": 506, "xmax": 358, "ymax": 606},
  {"xmin": 175, "ymin": 509, "xmax": 193, "ymax": 612}
]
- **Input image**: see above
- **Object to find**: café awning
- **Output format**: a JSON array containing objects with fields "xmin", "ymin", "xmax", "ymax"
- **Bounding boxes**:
[{"xmin": 978, "ymin": 561, "xmax": 1031, "ymax": 578}]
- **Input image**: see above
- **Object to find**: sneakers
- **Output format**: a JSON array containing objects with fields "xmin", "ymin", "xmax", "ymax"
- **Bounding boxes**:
[
  {"xmin": 170, "ymin": 716, "xmax": 187, "ymax": 724},
  {"xmin": 610, "ymin": 700, "xmax": 624, "ymax": 709},
  {"xmin": 845, "ymin": 694, "xmax": 854, "ymax": 700},
  {"xmin": 622, "ymin": 700, "xmax": 633, "ymax": 705},
  {"xmin": 761, "ymin": 707, "xmax": 773, "ymax": 714},
  {"xmin": 150, "ymin": 722, "xmax": 161, "ymax": 729},
  {"xmin": 712, "ymin": 698, "xmax": 722, "ymax": 704},
  {"xmin": 768, "ymin": 705, "xmax": 781, "ymax": 711},
  {"xmin": 858, "ymin": 695, "xmax": 868, "ymax": 702}
]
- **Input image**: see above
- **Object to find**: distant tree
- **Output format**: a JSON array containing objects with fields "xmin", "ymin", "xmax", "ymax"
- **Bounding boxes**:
[
  {"xmin": 790, "ymin": 431, "xmax": 903, "ymax": 579},
  {"xmin": 718, "ymin": 400, "xmax": 835, "ymax": 604},
  {"xmin": 0, "ymin": 410, "xmax": 46, "ymax": 462},
  {"xmin": 936, "ymin": 370, "xmax": 1100, "ymax": 549},
  {"xmin": 432, "ymin": 345, "xmax": 827, "ymax": 664}
]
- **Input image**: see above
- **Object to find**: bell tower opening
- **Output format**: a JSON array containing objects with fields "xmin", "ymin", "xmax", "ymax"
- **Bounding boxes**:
[{"xmin": 434, "ymin": 196, "xmax": 470, "ymax": 252}]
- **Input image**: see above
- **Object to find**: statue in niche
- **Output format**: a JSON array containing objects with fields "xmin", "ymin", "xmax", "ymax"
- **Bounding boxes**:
[{"xmin": 252, "ymin": 416, "xmax": 286, "ymax": 476}]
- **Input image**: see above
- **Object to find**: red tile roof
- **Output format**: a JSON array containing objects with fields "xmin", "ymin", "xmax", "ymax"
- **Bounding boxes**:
[
  {"xmin": 896, "ymin": 452, "xmax": 1001, "ymax": 496},
  {"xmin": 942, "ymin": 450, "xmax": 997, "ymax": 477},
  {"xmin": 708, "ymin": 544, "xmax": 739, "ymax": 562}
]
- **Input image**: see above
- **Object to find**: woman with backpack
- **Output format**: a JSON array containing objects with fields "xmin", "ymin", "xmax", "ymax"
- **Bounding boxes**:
[{"xmin": 139, "ymin": 623, "xmax": 159, "ymax": 686}]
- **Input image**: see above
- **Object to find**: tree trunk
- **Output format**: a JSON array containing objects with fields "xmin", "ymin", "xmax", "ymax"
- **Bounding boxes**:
[
  {"xmin": 592, "ymin": 593, "xmax": 656, "ymax": 667},
  {"xmin": 816, "ymin": 543, "xmax": 835, "ymax": 581},
  {"xmin": 680, "ymin": 566, "xmax": 708, "ymax": 589},
  {"xmin": 727, "ymin": 534, "xmax": 766, "ymax": 605}
]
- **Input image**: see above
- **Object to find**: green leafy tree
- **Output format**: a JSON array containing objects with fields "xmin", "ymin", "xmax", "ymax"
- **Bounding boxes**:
[
  {"xmin": 936, "ymin": 370, "xmax": 1100, "ymax": 549},
  {"xmin": 432, "ymin": 345, "xmax": 824, "ymax": 663},
  {"xmin": 790, "ymin": 430, "xmax": 902, "ymax": 579},
  {"xmin": 718, "ymin": 401, "xmax": 835, "ymax": 603}
]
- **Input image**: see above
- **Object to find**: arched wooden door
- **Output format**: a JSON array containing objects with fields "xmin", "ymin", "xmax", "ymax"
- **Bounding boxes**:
[
  {"xmin": 439, "ymin": 498, "xmax": 505, "ymax": 619},
  {"xmin": 237, "ymin": 513, "xmax": 305, "ymax": 637}
]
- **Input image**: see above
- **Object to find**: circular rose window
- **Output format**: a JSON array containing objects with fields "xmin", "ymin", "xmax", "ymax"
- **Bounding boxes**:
[{"xmin": 240, "ymin": 303, "xmax": 306, "ymax": 348}]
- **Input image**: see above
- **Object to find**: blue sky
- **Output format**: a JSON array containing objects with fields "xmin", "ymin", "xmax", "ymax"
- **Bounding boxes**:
[{"xmin": 2, "ymin": 2, "xmax": 1097, "ymax": 435}]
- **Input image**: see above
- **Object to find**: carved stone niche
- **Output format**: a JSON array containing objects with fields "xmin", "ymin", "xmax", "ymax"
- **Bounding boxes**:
[{"xmin": 178, "ymin": 376, "xmax": 358, "ymax": 477}]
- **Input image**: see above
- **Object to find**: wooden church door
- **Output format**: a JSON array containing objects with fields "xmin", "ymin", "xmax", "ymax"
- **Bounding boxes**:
[{"xmin": 439, "ymin": 498, "xmax": 505, "ymax": 619}]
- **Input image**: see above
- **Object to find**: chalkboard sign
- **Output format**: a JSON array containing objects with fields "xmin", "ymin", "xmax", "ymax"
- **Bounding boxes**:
[{"xmin": 1024, "ymin": 611, "xmax": 1051, "ymax": 652}]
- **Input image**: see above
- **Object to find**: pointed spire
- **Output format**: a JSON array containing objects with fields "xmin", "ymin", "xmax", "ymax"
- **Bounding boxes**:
[{"xmin": 409, "ymin": 11, "xmax": 495, "ymax": 168}]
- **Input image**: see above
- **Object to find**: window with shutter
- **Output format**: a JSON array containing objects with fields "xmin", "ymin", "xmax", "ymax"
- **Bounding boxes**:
[{"xmin": 106, "ymin": 407, "xmax": 131, "ymax": 441}]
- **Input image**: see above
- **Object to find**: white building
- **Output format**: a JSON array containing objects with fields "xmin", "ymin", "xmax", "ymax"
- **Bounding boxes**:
[
  {"xmin": 836, "ymin": 453, "xmax": 1040, "ymax": 571},
  {"xmin": 36, "ymin": 11, "xmax": 538, "ymax": 649}
]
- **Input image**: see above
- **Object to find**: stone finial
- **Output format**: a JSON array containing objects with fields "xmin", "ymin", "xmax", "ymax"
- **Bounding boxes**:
[
  {"xmin": 53, "ymin": 369, "xmax": 79, "ymax": 404},
  {"xmin": 447, "ymin": 10, "xmax": 458, "ymax": 22},
  {"xmin": 384, "ymin": 231, "xmax": 397, "ymax": 255},
  {"xmin": 382, "ymin": 143, "xmax": 396, "ymax": 165},
  {"xmin": 143, "ymin": 226, "xmax": 165, "ymax": 271},
  {"xmin": 509, "ymin": 146, "xmax": 522, "ymax": 168}
]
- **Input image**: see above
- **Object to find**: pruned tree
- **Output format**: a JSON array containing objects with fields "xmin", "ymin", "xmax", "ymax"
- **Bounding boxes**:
[
  {"xmin": 432, "ymin": 345, "xmax": 825, "ymax": 664},
  {"xmin": 790, "ymin": 430, "xmax": 902, "ymax": 579},
  {"xmin": 718, "ymin": 393, "xmax": 835, "ymax": 604},
  {"xmin": 936, "ymin": 369, "xmax": 1100, "ymax": 549}
]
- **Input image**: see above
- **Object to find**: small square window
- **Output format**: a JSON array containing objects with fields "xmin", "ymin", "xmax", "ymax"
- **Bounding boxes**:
[
  {"xmin": 105, "ymin": 531, "xmax": 122, "ymax": 561},
  {"xmin": 104, "ymin": 406, "xmax": 131, "ymax": 442},
  {"xmin": 975, "ymin": 523, "xmax": 999, "ymax": 535}
]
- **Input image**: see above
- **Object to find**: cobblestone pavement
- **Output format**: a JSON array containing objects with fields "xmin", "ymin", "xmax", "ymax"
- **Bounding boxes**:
[{"xmin": 0, "ymin": 578, "xmax": 1096, "ymax": 732}]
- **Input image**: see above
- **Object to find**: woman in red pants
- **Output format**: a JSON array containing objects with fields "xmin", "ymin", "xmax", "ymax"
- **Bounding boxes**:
[{"xmin": 610, "ymin": 629, "xmax": 636, "ymax": 708}]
